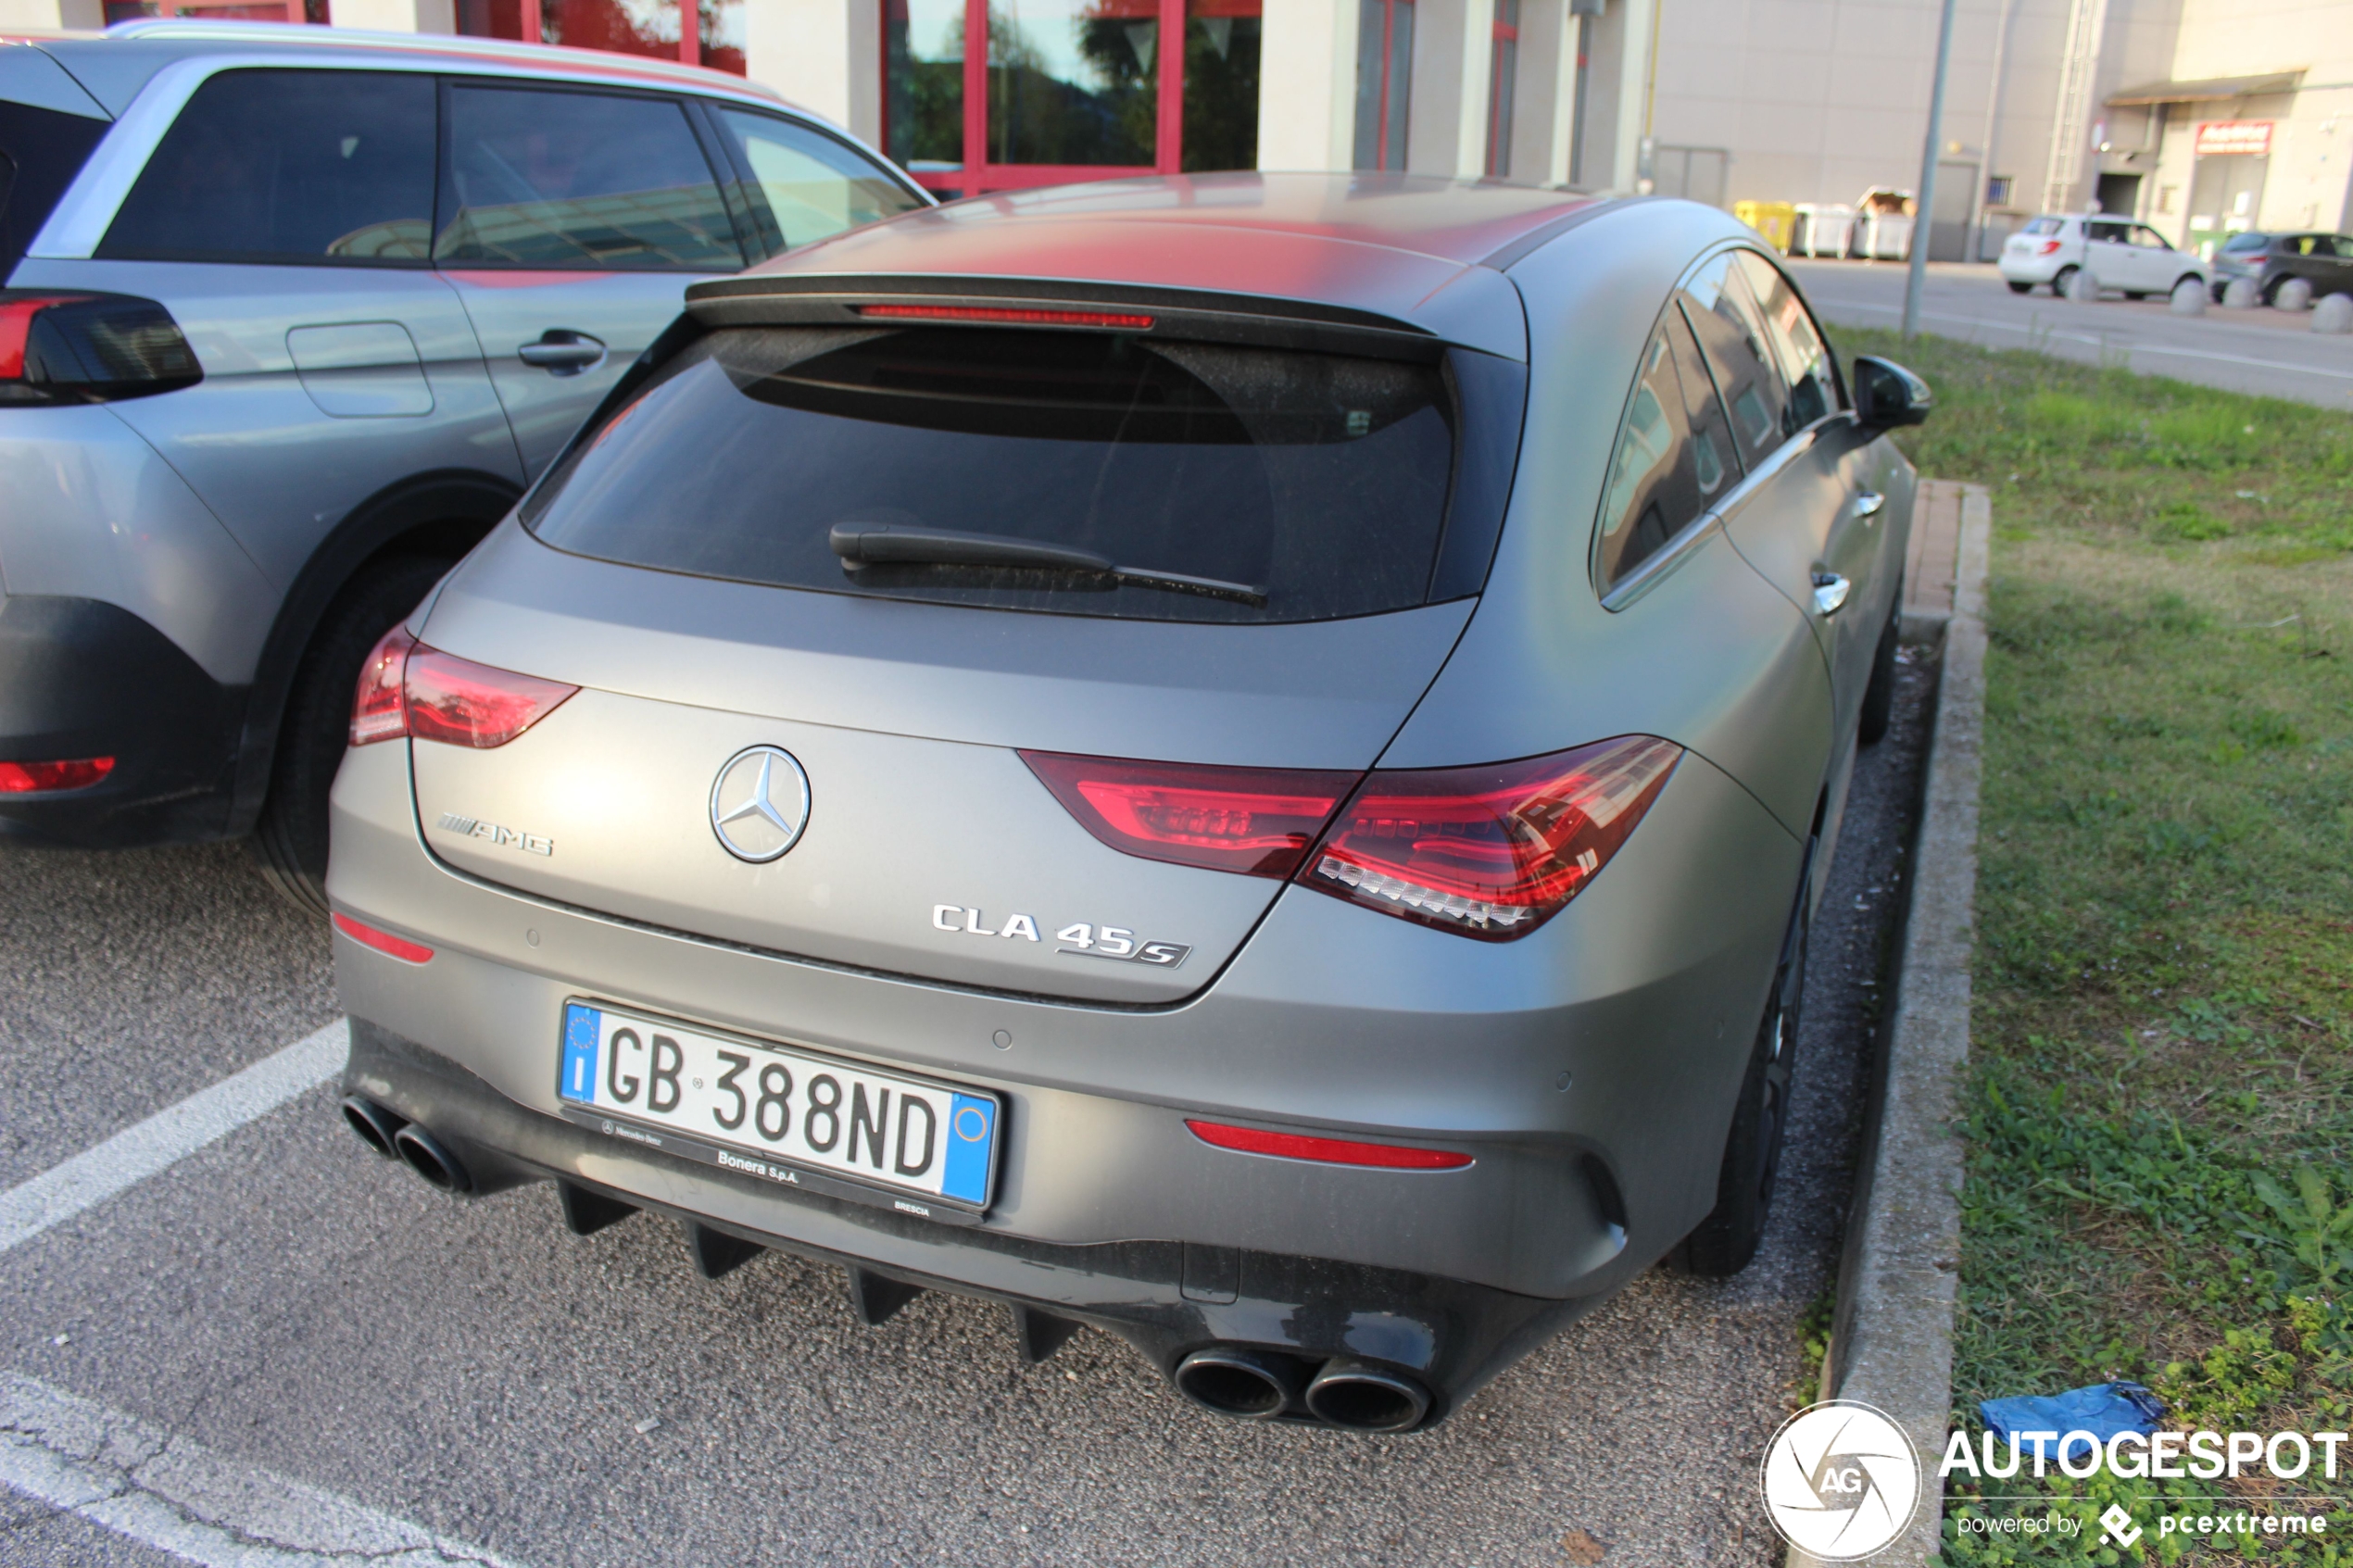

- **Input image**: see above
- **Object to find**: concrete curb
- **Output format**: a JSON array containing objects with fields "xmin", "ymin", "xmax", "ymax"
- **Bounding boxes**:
[{"xmin": 1788, "ymin": 483, "xmax": 1990, "ymax": 1567}]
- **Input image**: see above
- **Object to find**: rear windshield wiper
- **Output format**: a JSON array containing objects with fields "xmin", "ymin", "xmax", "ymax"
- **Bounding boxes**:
[{"xmin": 828, "ymin": 523, "xmax": 1266, "ymax": 607}]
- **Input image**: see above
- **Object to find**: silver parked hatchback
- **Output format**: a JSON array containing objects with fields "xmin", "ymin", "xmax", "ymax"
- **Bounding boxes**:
[
  {"xmin": 328, "ymin": 176, "xmax": 1930, "ymax": 1431},
  {"xmin": 0, "ymin": 21, "xmax": 925, "ymax": 905}
]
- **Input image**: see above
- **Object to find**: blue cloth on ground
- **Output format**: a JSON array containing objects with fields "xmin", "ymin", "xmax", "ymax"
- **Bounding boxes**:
[{"xmin": 1980, "ymin": 1383, "xmax": 2167, "ymax": 1464}]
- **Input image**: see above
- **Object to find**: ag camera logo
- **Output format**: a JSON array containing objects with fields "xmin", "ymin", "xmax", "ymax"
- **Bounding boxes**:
[{"xmin": 1760, "ymin": 1400, "xmax": 1922, "ymax": 1560}]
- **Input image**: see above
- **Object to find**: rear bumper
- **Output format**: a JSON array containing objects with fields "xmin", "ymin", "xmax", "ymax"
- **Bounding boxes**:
[
  {"xmin": 344, "ymin": 1015, "xmax": 1592, "ymax": 1428},
  {"xmin": 0, "ymin": 595, "xmax": 245, "ymax": 847}
]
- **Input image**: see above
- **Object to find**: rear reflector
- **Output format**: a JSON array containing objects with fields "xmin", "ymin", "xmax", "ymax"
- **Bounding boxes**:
[
  {"xmin": 1302, "ymin": 735, "xmax": 1682, "ymax": 939},
  {"xmin": 331, "ymin": 911, "xmax": 434, "ymax": 964},
  {"xmin": 0, "ymin": 757, "xmax": 114, "ymax": 794},
  {"xmin": 1021, "ymin": 751, "xmax": 1361, "ymax": 877},
  {"xmin": 1186, "ymin": 1119, "xmax": 1473, "ymax": 1171},
  {"xmin": 349, "ymin": 626, "xmax": 578, "ymax": 749},
  {"xmin": 856, "ymin": 303, "xmax": 1156, "ymax": 331}
]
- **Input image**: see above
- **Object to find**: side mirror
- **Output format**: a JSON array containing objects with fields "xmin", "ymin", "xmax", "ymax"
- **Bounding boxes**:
[{"xmin": 1852, "ymin": 356, "xmax": 1933, "ymax": 429}]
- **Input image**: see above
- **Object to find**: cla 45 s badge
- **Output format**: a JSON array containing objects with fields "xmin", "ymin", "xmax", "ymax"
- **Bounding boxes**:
[{"xmin": 929, "ymin": 905, "xmax": 1191, "ymax": 969}]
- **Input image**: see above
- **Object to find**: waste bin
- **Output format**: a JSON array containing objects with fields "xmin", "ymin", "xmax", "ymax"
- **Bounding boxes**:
[
  {"xmin": 1855, "ymin": 187, "xmax": 1917, "ymax": 260},
  {"xmin": 1793, "ymin": 205, "xmax": 1856, "ymax": 258},
  {"xmin": 1733, "ymin": 201, "xmax": 1795, "ymax": 253}
]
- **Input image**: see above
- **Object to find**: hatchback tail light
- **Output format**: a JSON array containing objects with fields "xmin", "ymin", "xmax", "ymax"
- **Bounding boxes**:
[
  {"xmin": 0, "ymin": 291, "xmax": 202, "ymax": 406},
  {"xmin": 1020, "ymin": 752, "xmax": 1361, "ymax": 877},
  {"xmin": 2037, "ymin": 240, "xmax": 2062, "ymax": 256},
  {"xmin": 1301, "ymin": 735, "xmax": 1682, "ymax": 939},
  {"xmin": 349, "ymin": 626, "xmax": 578, "ymax": 749}
]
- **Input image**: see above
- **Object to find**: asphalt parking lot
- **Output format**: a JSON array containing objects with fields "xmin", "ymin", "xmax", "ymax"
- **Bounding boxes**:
[
  {"xmin": 1792, "ymin": 258, "xmax": 2353, "ymax": 408},
  {"xmin": 0, "ymin": 658, "xmax": 1933, "ymax": 1568}
]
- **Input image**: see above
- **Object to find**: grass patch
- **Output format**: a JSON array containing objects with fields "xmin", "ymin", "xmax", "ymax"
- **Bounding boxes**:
[{"xmin": 1837, "ymin": 330, "xmax": 2353, "ymax": 1562}]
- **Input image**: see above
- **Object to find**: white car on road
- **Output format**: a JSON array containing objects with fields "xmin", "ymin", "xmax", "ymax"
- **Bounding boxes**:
[{"xmin": 1998, "ymin": 214, "xmax": 2208, "ymax": 299}]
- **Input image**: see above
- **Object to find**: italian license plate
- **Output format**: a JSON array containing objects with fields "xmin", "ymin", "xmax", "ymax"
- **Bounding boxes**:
[{"xmin": 556, "ymin": 1000, "xmax": 1000, "ymax": 1215}]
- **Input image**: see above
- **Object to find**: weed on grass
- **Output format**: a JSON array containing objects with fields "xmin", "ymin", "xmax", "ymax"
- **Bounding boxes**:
[{"xmin": 1835, "ymin": 330, "xmax": 2353, "ymax": 1561}]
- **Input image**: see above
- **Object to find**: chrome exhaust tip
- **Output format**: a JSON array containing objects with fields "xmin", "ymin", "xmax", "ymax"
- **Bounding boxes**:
[
  {"xmin": 1173, "ymin": 1346, "xmax": 1304, "ymax": 1420},
  {"xmin": 391, "ymin": 1123, "xmax": 473, "ymax": 1194},
  {"xmin": 340, "ymin": 1096, "xmax": 406, "ymax": 1160},
  {"xmin": 1303, "ymin": 1359, "xmax": 1430, "ymax": 1432}
]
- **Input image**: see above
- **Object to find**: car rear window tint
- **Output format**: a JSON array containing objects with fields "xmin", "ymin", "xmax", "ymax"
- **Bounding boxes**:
[
  {"xmin": 2221, "ymin": 232, "xmax": 2270, "ymax": 252},
  {"xmin": 711, "ymin": 108, "xmax": 925, "ymax": 257},
  {"xmin": 1681, "ymin": 252, "xmax": 1789, "ymax": 459},
  {"xmin": 1595, "ymin": 313, "xmax": 1731, "ymax": 590},
  {"xmin": 100, "ymin": 70, "xmax": 435, "ymax": 265},
  {"xmin": 2021, "ymin": 217, "xmax": 2063, "ymax": 236},
  {"xmin": 435, "ymin": 86, "xmax": 740, "ymax": 270},
  {"xmin": 523, "ymin": 325, "xmax": 1461, "ymax": 624},
  {"xmin": 0, "ymin": 99, "xmax": 108, "ymax": 277}
]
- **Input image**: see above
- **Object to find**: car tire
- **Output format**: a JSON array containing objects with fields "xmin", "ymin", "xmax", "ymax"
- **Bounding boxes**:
[
  {"xmin": 2006, "ymin": 280, "xmax": 2032, "ymax": 294},
  {"xmin": 2050, "ymin": 264, "xmax": 2077, "ymax": 297},
  {"xmin": 252, "ymin": 555, "xmax": 450, "ymax": 916},
  {"xmin": 1857, "ymin": 601, "xmax": 1901, "ymax": 746},
  {"xmin": 2123, "ymin": 290, "xmax": 2147, "ymax": 300},
  {"xmin": 1667, "ymin": 871, "xmax": 1808, "ymax": 1278}
]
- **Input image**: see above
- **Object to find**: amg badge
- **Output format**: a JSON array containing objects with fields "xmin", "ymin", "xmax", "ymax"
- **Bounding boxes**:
[{"xmin": 435, "ymin": 813, "xmax": 553, "ymax": 856}]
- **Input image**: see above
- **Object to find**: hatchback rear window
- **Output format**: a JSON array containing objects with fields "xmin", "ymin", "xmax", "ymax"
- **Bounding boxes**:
[
  {"xmin": 2020, "ymin": 217, "xmax": 2064, "ymax": 236},
  {"xmin": 522, "ymin": 326, "xmax": 1466, "ymax": 624},
  {"xmin": 2221, "ymin": 232, "xmax": 2271, "ymax": 253}
]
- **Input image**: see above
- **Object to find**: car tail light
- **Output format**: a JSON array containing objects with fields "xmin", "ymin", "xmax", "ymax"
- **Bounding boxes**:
[
  {"xmin": 332, "ymin": 911, "xmax": 434, "ymax": 964},
  {"xmin": 2037, "ymin": 240, "xmax": 2062, "ymax": 256},
  {"xmin": 1300, "ymin": 735, "xmax": 1682, "ymax": 939},
  {"xmin": 1020, "ymin": 751, "xmax": 1361, "ymax": 877},
  {"xmin": 1185, "ymin": 1119, "xmax": 1473, "ymax": 1171},
  {"xmin": 348, "ymin": 626, "xmax": 578, "ymax": 749},
  {"xmin": 0, "ymin": 291, "xmax": 202, "ymax": 406},
  {"xmin": 0, "ymin": 757, "xmax": 115, "ymax": 793}
]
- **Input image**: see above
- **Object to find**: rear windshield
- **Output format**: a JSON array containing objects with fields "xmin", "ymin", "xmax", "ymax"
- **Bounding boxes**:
[
  {"xmin": 2221, "ymin": 232, "xmax": 2271, "ymax": 252},
  {"xmin": 2020, "ymin": 217, "xmax": 2065, "ymax": 236},
  {"xmin": 522, "ymin": 326, "xmax": 1462, "ymax": 624}
]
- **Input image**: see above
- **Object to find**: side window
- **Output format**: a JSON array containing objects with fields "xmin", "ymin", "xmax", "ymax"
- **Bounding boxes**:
[
  {"xmin": 2131, "ymin": 224, "xmax": 2172, "ymax": 250},
  {"xmin": 1594, "ymin": 316, "xmax": 1724, "ymax": 590},
  {"xmin": 99, "ymin": 69, "xmax": 435, "ymax": 264},
  {"xmin": 2086, "ymin": 220, "xmax": 2130, "ymax": 244},
  {"xmin": 1733, "ymin": 250, "xmax": 1840, "ymax": 433},
  {"xmin": 436, "ymin": 86, "xmax": 742, "ymax": 270},
  {"xmin": 1682, "ymin": 251, "xmax": 1789, "ymax": 458},
  {"xmin": 710, "ymin": 107, "xmax": 925, "ymax": 257}
]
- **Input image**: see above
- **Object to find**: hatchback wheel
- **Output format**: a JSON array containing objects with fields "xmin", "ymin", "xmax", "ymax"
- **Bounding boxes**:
[
  {"xmin": 2049, "ymin": 265, "xmax": 2078, "ymax": 297},
  {"xmin": 1669, "ymin": 882, "xmax": 1807, "ymax": 1277},
  {"xmin": 2006, "ymin": 280, "xmax": 2032, "ymax": 294},
  {"xmin": 253, "ymin": 556, "xmax": 449, "ymax": 915}
]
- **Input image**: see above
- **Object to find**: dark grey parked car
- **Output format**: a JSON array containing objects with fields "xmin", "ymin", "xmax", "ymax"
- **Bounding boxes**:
[
  {"xmin": 327, "ymin": 176, "xmax": 1931, "ymax": 1431},
  {"xmin": 0, "ymin": 20, "xmax": 925, "ymax": 905},
  {"xmin": 2208, "ymin": 230, "xmax": 2353, "ymax": 305}
]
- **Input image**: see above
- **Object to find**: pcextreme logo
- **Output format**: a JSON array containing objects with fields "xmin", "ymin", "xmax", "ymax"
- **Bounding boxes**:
[{"xmin": 1759, "ymin": 1400, "xmax": 1922, "ymax": 1560}]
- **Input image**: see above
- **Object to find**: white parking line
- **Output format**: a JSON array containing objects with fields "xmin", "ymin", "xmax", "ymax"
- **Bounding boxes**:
[
  {"xmin": 1815, "ymin": 296, "xmax": 2353, "ymax": 381},
  {"xmin": 0, "ymin": 1020, "xmax": 347, "ymax": 1256},
  {"xmin": 0, "ymin": 1373, "xmax": 525, "ymax": 1566}
]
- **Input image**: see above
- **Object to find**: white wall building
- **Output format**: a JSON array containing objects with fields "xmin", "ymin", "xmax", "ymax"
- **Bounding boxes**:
[{"xmin": 11, "ymin": 0, "xmax": 2345, "ymax": 257}]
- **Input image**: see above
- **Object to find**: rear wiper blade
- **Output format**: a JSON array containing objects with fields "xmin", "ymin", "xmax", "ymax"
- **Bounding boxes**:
[{"xmin": 828, "ymin": 523, "xmax": 1266, "ymax": 606}]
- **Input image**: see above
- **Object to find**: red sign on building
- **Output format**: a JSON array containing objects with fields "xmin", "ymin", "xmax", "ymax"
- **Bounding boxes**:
[{"xmin": 2195, "ymin": 120, "xmax": 2274, "ymax": 157}]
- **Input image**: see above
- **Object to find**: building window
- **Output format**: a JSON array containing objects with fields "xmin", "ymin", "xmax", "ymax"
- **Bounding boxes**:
[
  {"xmin": 1984, "ymin": 174, "xmax": 2012, "ymax": 207},
  {"xmin": 453, "ymin": 0, "xmax": 746, "ymax": 74},
  {"xmin": 883, "ymin": 0, "xmax": 1260, "ymax": 195},
  {"xmin": 1353, "ymin": 0, "xmax": 1414, "ymax": 171},
  {"xmin": 1486, "ymin": 0, "xmax": 1517, "ymax": 178}
]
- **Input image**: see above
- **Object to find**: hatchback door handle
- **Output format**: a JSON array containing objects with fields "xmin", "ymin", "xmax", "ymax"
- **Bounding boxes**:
[
  {"xmin": 1852, "ymin": 491, "xmax": 1885, "ymax": 520},
  {"xmin": 1812, "ymin": 571, "xmax": 1852, "ymax": 616},
  {"xmin": 517, "ymin": 331, "xmax": 607, "ymax": 376}
]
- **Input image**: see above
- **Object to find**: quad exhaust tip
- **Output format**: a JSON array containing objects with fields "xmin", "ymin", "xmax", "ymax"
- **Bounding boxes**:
[
  {"xmin": 390, "ymin": 1122, "xmax": 473, "ymax": 1194},
  {"xmin": 1174, "ymin": 1347, "xmax": 1305, "ymax": 1421},
  {"xmin": 1303, "ymin": 1358, "xmax": 1430, "ymax": 1433},
  {"xmin": 340, "ymin": 1096, "xmax": 405, "ymax": 1159}
]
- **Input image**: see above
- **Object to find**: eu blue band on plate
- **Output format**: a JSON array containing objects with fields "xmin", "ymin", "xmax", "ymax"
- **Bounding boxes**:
[
  {"xmin": 560, "ymin": 1003, "xmax": 601, "ymax": 1103},
  {"xmin": 942, "ymin": 1094, "xmax": 995, "ymax": 1205}
]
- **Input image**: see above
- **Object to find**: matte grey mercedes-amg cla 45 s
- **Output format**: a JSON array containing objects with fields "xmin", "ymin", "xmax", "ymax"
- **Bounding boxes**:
[{"xmin": 327, "ymin": 173, "xmax": 1931, "ymax": 1432}]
